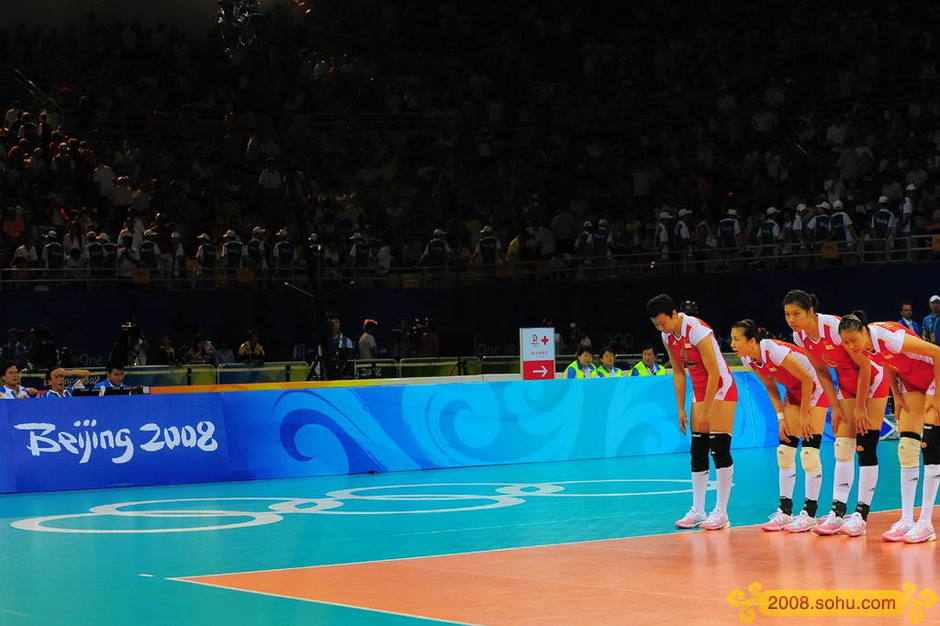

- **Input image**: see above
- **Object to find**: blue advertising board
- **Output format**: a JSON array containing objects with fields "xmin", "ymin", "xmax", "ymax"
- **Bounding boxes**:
[{"xmin": 0, "ymin": 373, "xmax": 781, "ymax": 493}]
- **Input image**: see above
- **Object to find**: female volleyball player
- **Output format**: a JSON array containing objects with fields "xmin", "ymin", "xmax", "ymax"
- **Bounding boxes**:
[
  {"xmin": 730, "ymin": 321, "xmax": 829, "ymax": 532},
  {"xmin": 838, "ymin": 312, "xmax": 940, "ymax": 543},
  {"xmin": 782, "ymin": 290, "xmax": 887, "ymax": 537},
  {"xmin": 647, "ymin": 294, "xmax": 737, "ymax": 530}
]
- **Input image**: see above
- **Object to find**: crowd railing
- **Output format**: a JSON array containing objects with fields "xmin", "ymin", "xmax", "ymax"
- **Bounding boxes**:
[{"xmin": 2, "ymin": 235, "xmax": 937, "ymax": 292}]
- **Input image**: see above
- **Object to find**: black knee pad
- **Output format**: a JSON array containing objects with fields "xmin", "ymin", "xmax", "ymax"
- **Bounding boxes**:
[
  {"xmin": 691, "ymin": 431, "xmax": 709, "ymax": 472},
  {"xmin": 856, "ymin": 429, "xmax": 880, "ymax": 467},
  {"xmin": 709, "ymin": 432, "xmax": 733, "ymax": 469},
  {"xmin": 924, "ymin": 425, "xmax": 940, "ymax": 465},
  {"xmin": 801, "ymin": 434, "xmax": 822, "ymax": 449}
]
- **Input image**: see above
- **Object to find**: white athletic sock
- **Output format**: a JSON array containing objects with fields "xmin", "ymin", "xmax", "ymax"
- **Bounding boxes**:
[
  {"xmin": 918, "ymin": 465, "xmax": 940, "ymax": 524},
  {"xmin": 857, "ymin": 465, "xmax": 879, "ymax": 506},
  {"xmin": 715, "ymin": 465, "xmax": 734, "ymax": 514},
  {"xmin": 779, "ymin": 468, "xmax": 796, "ymax": 501},
  {"xmin": 692, "ymin": 470, "xmax": 708, "ymax": 513},
  {"xmin": 804, "ymin": 469, "xmax": 822, "ymax": 504},
  {"xmin": 901, "ymin": 467, "xmax": 920, "ymax": 523},
  {"xmin": 833, "ymin": 461, "xmax": 854, "ymax": 505}
]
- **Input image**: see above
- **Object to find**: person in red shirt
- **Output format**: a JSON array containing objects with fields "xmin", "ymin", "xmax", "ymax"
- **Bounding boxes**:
[
  {"xmin": 839, "ymin": 312, "xmax": 940, "ymax": 544},
  {"xmin": 647, "ymin": 294, "xmax": 737, "ymax": 531},
  {"xmin": 731, "ymin": 321, "xmax": 829, "ymax": 532},
  {"xmin": 783, "ymin": 290, "xmax": 888, "ymax": 537}
]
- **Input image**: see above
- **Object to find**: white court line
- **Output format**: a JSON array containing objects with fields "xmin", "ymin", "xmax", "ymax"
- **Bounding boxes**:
[{"xmin": 167, "ymin": 578, "xmax": 470, "ymax": 626}]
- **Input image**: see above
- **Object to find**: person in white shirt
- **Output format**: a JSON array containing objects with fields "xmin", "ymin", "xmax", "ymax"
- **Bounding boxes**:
[
  {"xmin": 1, "ymin": 362, "xmax": 38, "ymax": 399},
  {"xmin": 358, "ymin": 319, "xmax": 379, "ymax": 360}
]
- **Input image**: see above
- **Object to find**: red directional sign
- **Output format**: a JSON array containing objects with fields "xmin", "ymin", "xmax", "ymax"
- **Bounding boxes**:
[{"xmin": 523, "ymin": 360, "xmax": 554, "ymax": 380}]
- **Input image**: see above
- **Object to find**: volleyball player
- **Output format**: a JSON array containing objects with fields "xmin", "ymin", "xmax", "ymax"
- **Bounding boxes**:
[
  {"xmin": 730, "ymin": 321, "xmax": 829, "ymax": 532},
  {"xmin": 782, "ymin": 290, "xmax": 887, "ymax": 537},
  {"xmin": 838, "ymin": 313, "xmax": 940, "ymax": 543},
  {"xmin": 647, "ymin": 294, "xmax": 738, "ymax": 530}
]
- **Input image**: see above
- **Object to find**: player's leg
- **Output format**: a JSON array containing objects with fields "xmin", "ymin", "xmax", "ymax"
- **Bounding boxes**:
[
  {"xmin": 841, "ymin": 395, "xmax": 888, "ymax": 536},
  {"xmin": 701, "ymin": 400, "xmax": 736, "ymax": 530},
  {"xmin": 815, "ymin": 397, "xmax": 857, "ymax": 534},
  {"xmin": 786, "ymin": 406, "xmax": 826, "ymax": 532},
  {"xmin": 763, "ymin": 404, "xmax": 800, "ymax": 532},
  {"xmin": 883, "ymin": 391, "xmax": 925, "ymax": 542},
  {"xmin": 674, "ymin": 400, "xmax": 710, "ymax": 529},
  {"xmin": 905, "ymin": 391, "xmax": 939, "ymax": 543}
]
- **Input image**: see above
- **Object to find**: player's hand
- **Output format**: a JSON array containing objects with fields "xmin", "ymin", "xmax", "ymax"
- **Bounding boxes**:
[
  {"xmin": 830, "ymin": 404, "xmax": 843, "ymax": 433},
  {"xmin": 678, "ymin": 409, "xmax": 687, "ymax": 434},
  {"xmin": 26, "ymin": 387, "xmax": 38, "ymax": 397},
  {"xmin": 800, "ymin": 413, "xmax": 815, "ymax": 440},
  {"xmin": 854, "ymin": 403, "xmax": 870, "ymax": 435},
  {"xmin": 778, "ymin": 421, "xmax": 792, "ymax": 443}
]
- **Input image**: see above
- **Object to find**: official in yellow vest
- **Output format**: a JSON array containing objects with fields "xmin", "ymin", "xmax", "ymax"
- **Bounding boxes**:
[
  {"xmin": 593, "ymin": 347, "xmax": 624, "ymax": 377},
  {"xmin": 565, "ymin": 347, "xmax": 596, "ymax": 378},
  {"xmin": 630, "ymin": 343, "xmax": 669, "ymax": 376}
]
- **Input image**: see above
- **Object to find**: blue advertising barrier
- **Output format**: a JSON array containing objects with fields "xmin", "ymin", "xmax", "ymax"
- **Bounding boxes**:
[{"xmin": 0, "ymin": 373, "xmax": 781, "ymax": 493}]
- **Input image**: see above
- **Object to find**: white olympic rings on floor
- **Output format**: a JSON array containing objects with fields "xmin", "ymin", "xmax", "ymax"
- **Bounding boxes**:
[{"xmin": 10, "ymin": 478, "xmax": 714, "ymax": 534}]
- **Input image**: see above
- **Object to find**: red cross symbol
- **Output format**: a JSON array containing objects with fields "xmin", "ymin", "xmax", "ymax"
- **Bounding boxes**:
[{"xmin": 541, "ymin": 336, "xmax": 549, "ymax": 345}]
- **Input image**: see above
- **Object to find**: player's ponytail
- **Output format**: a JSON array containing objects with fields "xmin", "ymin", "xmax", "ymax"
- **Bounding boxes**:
[
  {"xmin": 732, "ymin": 319, "xmax": 775, "ymax": 342},
  {"xmin": 783, "ymin": 289, "xmax": 818, "ymax": 313}
]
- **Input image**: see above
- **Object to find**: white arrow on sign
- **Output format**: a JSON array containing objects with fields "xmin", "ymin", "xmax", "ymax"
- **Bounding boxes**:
[{"xmin": 533, "ymin": 365, "xmax": 548, "ymax": 376}]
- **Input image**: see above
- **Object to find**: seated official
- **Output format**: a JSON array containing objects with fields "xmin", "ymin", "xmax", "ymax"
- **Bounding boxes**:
[
  {"xmin": 1, "ymin": 361, "xmax": 38, "ymax": 398},
  {"xmin": 45, "ymin": 367, "xmax": 92, "ymax": 398},
  {"xmin": 238, "ymin": 330, "xmax": 266, "ymax": 365},
  {"xmin": 630, "ymin": 343, "xmax": 669, "ymax": 376},
  {"xmin": 565, "ymin": 347, "xmax": 596, "ymax": 378},
  {"xmin": 592, "ymin": 347, "xmax": 624, "ymax": 377},
  {"xmin": 94, "ymin": 360, "xmax": 128, "ymax": 390}
]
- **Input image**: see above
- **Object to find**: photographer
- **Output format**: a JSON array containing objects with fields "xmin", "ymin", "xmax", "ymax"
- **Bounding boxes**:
[
  {"xmin": 238, "ymin": 330, "xmax": 266, "ymax": 365},
  {"xmin": 328, "ymin": 316, "xmax": 355, "ymax": 379},
  {"xmin": 26, "ymin": 326, "xmax": 58, "ymax": 370},
  {"xmin": 110, "ymin": 321, "xmax": 148, "ymax": 366},
  {"xmin": 414, "ymin": 317, "xmax": 440, "ymax": 357}
]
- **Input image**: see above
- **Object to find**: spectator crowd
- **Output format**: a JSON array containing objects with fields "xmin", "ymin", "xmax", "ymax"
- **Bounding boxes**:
[{"xmin": 4, "ymin": 2, "xmax": 940, "ymax": 286}]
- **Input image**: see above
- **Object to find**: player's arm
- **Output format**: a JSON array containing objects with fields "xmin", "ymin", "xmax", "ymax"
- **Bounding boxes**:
[
  {"xmin": 664, "ymin": 338, "xmax": 688, "ymax": 434},
  {"xmin": 779, "ymin": 354, "xmax": 815, "ymax": 438},
  {"xmin": 885, "ymin": 368, "xmax": 905, "ymax": 415},
  {"xmin": 803, "ymin": 349, "xmax": 844, "ymax": 429},
  {"xmin": 754, "ymin": 368, "xmax": 784, "ymax": 414},
  {"xmin": 846, "ymin": 348, "xmax": 873, "ymax": 433},
  {"xmin": 752, "ymin": 368, "xmax": 790, "ymax": 442}
]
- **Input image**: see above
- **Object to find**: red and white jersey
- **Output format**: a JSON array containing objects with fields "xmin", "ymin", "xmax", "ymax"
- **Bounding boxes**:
[
  {"xmin": 792, "ymin": 313, "xmax": 855, "ymax": 369},
  {"xmin": 866, "ymin": 322, "xmax": 934, "ymax": 393},
  {"xmin": 742, "ymin": 339, "xmax": 816, "ymax": 391},
  {"xmin": 792, "ymin": 312, "xmax": 886, "ymax": 399},
  {"xmin": 741, "ymin": 339, "xmax": 827, "ymax": 406},
  {"xmin": 662, "ymin": 313, "xmax": 736, "ymax": 401}
]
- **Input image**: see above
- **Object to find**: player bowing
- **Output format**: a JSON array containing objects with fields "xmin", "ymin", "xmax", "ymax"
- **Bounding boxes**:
[
  {"xmin": 783, "ymin": 290, "xmax": 887, "ymax": 537},
  {"xmin": 838, "ymin": 312, "xmax": 940, "ymax": 543},
  {"xmin": 647, "ymin": 294, "xmax": 738, "ymax": 530},
  {"xmin": 731, "ymin": 321, "xmax": 829, "ymax": 532}
]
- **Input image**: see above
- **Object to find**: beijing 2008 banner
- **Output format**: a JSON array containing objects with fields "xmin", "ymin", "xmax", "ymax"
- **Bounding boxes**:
[
  {"xmin": 0, "ymin": 374, "xmax": 781, "ymax": 494},
  {"xmin": 4, "ymin": 394, "xmax": 230, "ymax": 492},
  {"xmin": 520, "ymin": 327, "xmax": 555, "ymax": 380}
]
